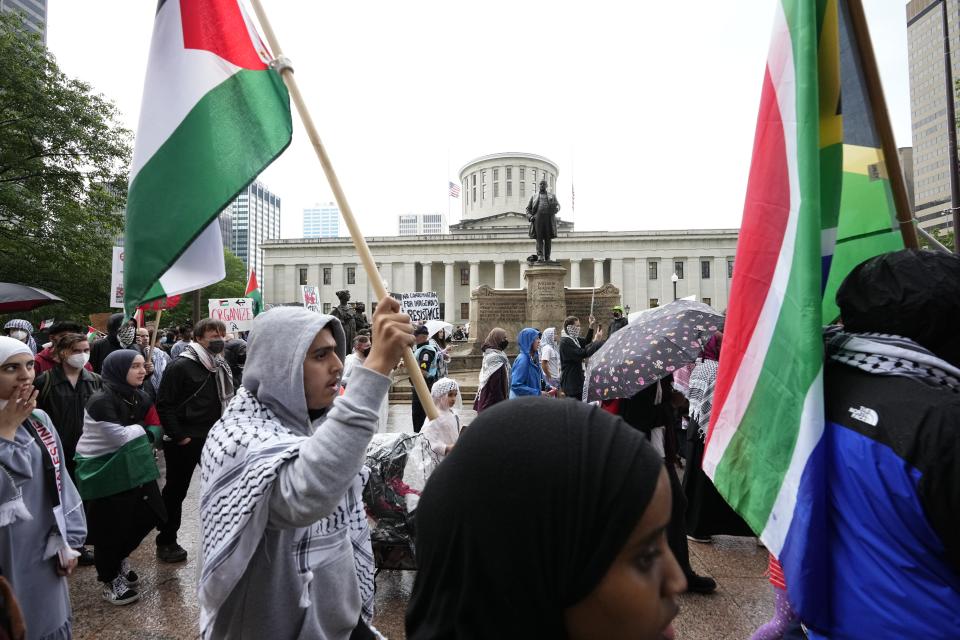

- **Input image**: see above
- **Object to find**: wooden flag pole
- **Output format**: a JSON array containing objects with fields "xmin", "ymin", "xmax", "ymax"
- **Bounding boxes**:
[
  {"xmin": 247, "ymin": 0, "xmax": 438, "ymax": 420},
  {"xmin": 148, "ymin": 309, "xmax": 163, "ymax": 363},
  {"xmin": 846, "ymin": 0, "xmax": 919, "ymax": 250}
]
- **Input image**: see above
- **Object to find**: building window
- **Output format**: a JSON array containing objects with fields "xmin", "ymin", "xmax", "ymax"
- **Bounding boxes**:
[
  {"xmin": 519, "ymin": 166, "xmax": 525, "ymax": 180},
  {"xmin": 727, "ymin": 259, "xmax": 734, "ymax": 278},
  {"xmin": 322, "ymin": 302, "xmax": 332, "ymax": 314},
  {"xmin": 648, "ymin": 261, "xmax": 658, "ymax": 280},
  {"xmin": 701, "ymin": 261, "xmax": 711, "ymax": 279},
  {"xmin": 472, "ymin": 186, "xmax": 477, "ymax": 202},
  {"xmin": 506, "ymin": 180, "xmax": 513, "ymax": 196},
  {"xmin": 702, "ymin": 297, "xmax": 712, "ymax": 307},
  {"xmin": 494, "ymin": 182, "xmax": 500, "ymax": 197},
  {"xmin": 347, "ymin": 267, "xmax": 356, "ymax": 285},
  {"xmin": 298, "ymin": 268, "xmax": 307, "ymax": 285},
  {"xmin": 506, "ymin": 167, "xmax": 512, "ymax": 180},
  {"xmin": 472, "ymin": 174, "xmax": 476, "ymax": 186},
  {"xmin": 460, "ymin": 302, "xmax": 470, "ymax": 320},
  {"xmin": 493, "ymin": 168, "xmax": 499, "ymax": 181},
  {"xmin": 520, "ymin": 182, "xmax": 525, "ymax": 198},
  {"xmin": 649, "ymin": 298, "xmax": 659, "ymax": 308},
  {"xmin": 482, "ymin": 183, "xmax": 487, "ymax": 199},
  {"xmin": 674, "ymin": 261, "xmax": 684, "ymax": 279},
  {"xmin": 323, "ymin": 267, "xmax": 331, "ymax": 285},
  {"xmin": 460, "ymin": 267, "xmax": 470, "ymax": 286}
]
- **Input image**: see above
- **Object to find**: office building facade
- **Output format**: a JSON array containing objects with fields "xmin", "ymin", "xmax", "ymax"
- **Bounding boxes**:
[
  {"xmin": 221, "ymin": 180, "xmax": 281, "ymax": 285},
  {"xmin": 303, "ymin": 202, "xmax": 340, "ymax": 238},
  {"xmin": 0, "ymin": 0, "xmax": 46, "ymax": 44},
  {"xmin": 906, "ymin": 0, "xmax": 959, "ymax": 233}
]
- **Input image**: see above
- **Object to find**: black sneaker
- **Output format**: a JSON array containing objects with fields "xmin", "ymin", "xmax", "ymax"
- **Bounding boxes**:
[
  {"xmin": 102, "ymin": 575, "xmax": 140, "ymax": 606},
  {"xmin": 685, "ymin": 573, "xmax": 718, "ymax": 594},
  {"xmin": 120, "ymin": 557, "xmax": 140, "ymax": 587},
  {"xmin": 76, "ymin": 546, "xmax": 95, "ymax": 566},
  {"xmin": 156, "ymin": 543, "xmax": 188, "ymax": 563}
]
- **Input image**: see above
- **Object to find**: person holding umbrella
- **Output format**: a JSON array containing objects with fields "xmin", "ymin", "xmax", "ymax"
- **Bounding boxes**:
[{"xmin": 558, "ymin": 316, "xmax": 604, "ymax": 401}]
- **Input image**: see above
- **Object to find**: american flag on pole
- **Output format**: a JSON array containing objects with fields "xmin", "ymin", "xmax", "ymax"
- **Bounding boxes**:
[{"xmin": 448, "ymin": 181, "xmax": 461, "ymax": 198}]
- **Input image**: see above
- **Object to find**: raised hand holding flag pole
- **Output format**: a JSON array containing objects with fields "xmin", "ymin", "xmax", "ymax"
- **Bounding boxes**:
[{"xmin": 247, "ymin": 0, "xmax": 437, "ymax": 421}]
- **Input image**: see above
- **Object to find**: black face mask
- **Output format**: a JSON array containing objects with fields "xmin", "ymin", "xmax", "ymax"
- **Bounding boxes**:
[
  {"xmin": 613, "ymin": 313, "xmax": 622, "ymax": 319},
  {"xmin": 207, "ymin": 339, "xmax": 225, "ymax": 354},
  {"xmin": 360, "ymin": 347, "xmax": 371, "ymax": 358},
  {"xmin": 498, "ymin": 340, "xmax": 509, "ymax": 351}
]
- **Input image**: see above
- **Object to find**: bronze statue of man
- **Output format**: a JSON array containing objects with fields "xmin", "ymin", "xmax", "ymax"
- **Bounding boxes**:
[
  {"xmin": 526, "ymin": 178, "xmax": 561, "ymax": 263},
  {"xmin": 331, "ymin": 289, "xmax": 359, "ymax": 347}
]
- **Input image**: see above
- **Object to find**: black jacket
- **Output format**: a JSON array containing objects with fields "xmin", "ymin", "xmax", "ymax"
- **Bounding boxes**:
[
  {"xmin": 156, "ymin": 355, "xmax": 223, "ymax": 440},
  {"xmin": 558, "ymin": 329, "xmax": 605, "ymax": 399},
  {"xmin": 90, "ymin": 313, "xmax": 126, "ymax": 374},
  {"xmin": 608, "ymin": 316, "xmax": 629, "ymax": 336},
  {"xmin": 34, "ymin": 367, "xmax": 102, "ymax": 470}
]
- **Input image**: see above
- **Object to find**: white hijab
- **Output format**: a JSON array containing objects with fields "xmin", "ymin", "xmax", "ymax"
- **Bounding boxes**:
[{"xmin": 0, "ymin": 336, "xmax": 32, "ymax": 408}]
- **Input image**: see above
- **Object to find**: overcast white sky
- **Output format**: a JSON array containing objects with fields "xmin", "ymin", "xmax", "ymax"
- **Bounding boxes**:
[{"xmin": 47, "ymin": 1, "xmax": 913, "ymax": 237}]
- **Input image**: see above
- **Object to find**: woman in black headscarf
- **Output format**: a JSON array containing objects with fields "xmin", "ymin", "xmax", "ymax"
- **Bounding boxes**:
[
  {"xmin": 406, "ymin": 397, "xmax": 685, "ymax": 639},
  {"xmin": 76, "ymin": 350, "xmax": 166, "ymax": 606}
]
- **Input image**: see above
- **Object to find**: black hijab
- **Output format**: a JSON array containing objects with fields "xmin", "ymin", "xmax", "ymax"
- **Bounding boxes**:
[
  {"xmin": 837, "ymin": 249, "xmax": 960, "ymax": 367},
  {"xmin": 405, "ymin": 397, "xmax": 664, "ymax": 639},
  {"xmin": 86, "ymin": 349, "xmax": 152, "ymax": 426}
]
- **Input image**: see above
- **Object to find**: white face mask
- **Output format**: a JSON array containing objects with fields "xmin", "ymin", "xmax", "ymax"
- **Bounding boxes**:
[
  {"xmin": 65, "ymin": 352, "xmax": 90, "ymax": 369},
  {"xmin": 9, "ymin": 330, "xmax": 27, "ymax": 342}
]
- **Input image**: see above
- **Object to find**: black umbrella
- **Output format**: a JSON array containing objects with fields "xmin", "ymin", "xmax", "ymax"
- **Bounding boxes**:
[
  {"xmin": 584, "ymin": 300, "xmax": 724, "ymax": 403},
  {"xmin": 0, "ymin": 283, "xmax": 64, "ymax": 312}
]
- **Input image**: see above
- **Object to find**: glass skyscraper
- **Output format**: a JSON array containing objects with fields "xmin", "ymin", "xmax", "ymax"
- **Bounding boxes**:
[
  {"xmin": 219, "ymin": 180, "xmax": 281, "ymax": 285},
  {"xmin": 303, "ymin": 202, "xmax": 340, "ymax": 238},
  {"xmin": 0, "ymin": 0, "xmax": 47, "ymax": 44}
]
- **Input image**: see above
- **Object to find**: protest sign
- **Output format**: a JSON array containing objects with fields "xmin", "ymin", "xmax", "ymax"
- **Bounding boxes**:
[
  {"xmin": 301, "ymin": 285, "xmax": 320, "ymax": 312},
  {"xmin": 110, "ymin": 247, "xmax": 124, "ymax": 308},
  {"xmin": 391, "ymin": 291, "xmax": 440, "ymax": 324},
  {"xmin": 208, "ymin": 298, "xmax": 256, "ymax": 332}
]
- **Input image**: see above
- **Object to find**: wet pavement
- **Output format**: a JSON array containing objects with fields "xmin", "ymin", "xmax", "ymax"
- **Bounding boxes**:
[{"xmin": 70, "ymin": 404, "xmax": 773, "ymax": 639}]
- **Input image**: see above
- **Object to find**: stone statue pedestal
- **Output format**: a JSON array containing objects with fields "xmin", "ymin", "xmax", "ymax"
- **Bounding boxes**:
[{"xmin": 523, "ymin": 264, "xmax": 567, "ymax": 336}]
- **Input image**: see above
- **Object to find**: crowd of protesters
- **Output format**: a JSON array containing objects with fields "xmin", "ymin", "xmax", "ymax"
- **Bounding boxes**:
[{"xmin": 0, "ymin": 249, "xmax": 958, "ymax": 639}]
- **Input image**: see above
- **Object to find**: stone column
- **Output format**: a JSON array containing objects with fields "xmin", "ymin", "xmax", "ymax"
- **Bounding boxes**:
[
  {"xmin": 494, "ymin": 261, "xmax": 505, "ymax": 289},
  {"xmin": 610, "ymin": 258, "xmax": 624, "ymax": 303},
  {"xmin": 469, "ymin": 261, "xmax": 480, "ymax": 322},
  {"xmin": 402, "ymin": 262, "xmax": 416, "ymax": 293},
  {"xmin": 593, "ymin": 259, "xmax": 605, "ymax": 287},
  {"xmin": 569, "ymin": 259, "xmax": 581, "ymax": 288},
  {"xmin": 716, "ymin": 257, "xmax": 729, "ymax": 311},
  {"xmin": 444, "ymin": 261, "xmax": 456, "ymax": 323},
  {"xmin": 660, "ymin": 258, "xmax": 671, "ymax": 305},
  {"xmin": 687, "ymin": 256, "xmax": 700, "ymax": 302},
  {"xmin": 421, "ymin": 261, "xmax": 432, "ymax": 293},
  {"xmin": 635, "ymin": 259, "xmax": 649, "ymax": 309},
  {"xmin": 379, "ymin": 262, "xmax": 393, "ymax": 292}
]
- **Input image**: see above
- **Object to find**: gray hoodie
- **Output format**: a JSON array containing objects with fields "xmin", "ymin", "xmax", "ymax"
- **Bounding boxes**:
[{"xmin": 199, "ymin": 307, "xmax": 390, "ymax": 639}]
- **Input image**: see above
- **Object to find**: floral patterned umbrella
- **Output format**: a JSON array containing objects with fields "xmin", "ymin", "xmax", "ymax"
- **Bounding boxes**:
[{"xmin": 584, "ymin": 300, "xmax": 724, "ymax": 403}]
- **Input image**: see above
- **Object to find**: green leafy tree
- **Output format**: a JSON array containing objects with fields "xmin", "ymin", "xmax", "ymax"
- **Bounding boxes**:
[
  {"xmin": 0, "ymin": 13, "xmax": 131, "ymax": 325},
  {"xmin": 155, "ymin": 249, "xmax": 249, "ymax": 330}
]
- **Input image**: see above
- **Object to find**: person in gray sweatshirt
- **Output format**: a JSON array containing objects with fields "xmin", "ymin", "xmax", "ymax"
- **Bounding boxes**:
[{"xmin": 198, "ymin": 297, "xmax": 413, "ymax": 639}]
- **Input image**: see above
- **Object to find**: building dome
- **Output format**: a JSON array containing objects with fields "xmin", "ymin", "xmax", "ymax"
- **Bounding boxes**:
[{"xmin": 458, "ymin": 152, "xmax": 559, "ymax": 221}]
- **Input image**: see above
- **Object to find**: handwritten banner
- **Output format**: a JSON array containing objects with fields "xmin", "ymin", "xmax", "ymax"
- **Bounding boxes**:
[{"xmin": 208, "ymin": 298, "xmax": 255, "ymax": 332}]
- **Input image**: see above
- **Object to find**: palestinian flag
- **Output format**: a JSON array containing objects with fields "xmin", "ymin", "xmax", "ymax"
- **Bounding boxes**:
[
  {"xmin": 74, "ymin": 406, "xmax": 164, "ymax": 501},
  {"xmin": 702, "ymin": 0, "xmax": 904, "ymax": 629},
  {"xmin": 245, "ymin": 268, "xmax": 263, "ymax": 315},
  {"xmin": 123, "ymin": 0, "xmax": 292, "ymax": 318}
]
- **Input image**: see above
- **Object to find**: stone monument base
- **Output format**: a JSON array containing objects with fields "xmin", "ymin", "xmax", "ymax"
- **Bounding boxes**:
[{"xmin": 468, "ymin": 266, "xmax": 621, "ymax": 352}]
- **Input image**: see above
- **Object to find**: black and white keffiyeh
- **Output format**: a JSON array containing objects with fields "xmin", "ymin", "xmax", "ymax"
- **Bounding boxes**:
[
  {"xmin": 198, "ymin": 388, "xmax": 375, "ymax": 636},
  {"xmin": 688, "ymin": 358, "xmax": 719, "ymax": 438},
  {"xmin": 825, "ymin": 327, "xmax": 960, "ymax": 392}
]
